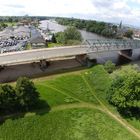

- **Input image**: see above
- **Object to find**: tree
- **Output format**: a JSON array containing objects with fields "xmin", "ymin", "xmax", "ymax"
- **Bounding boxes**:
[
  {"xmin": 8, "ymin": 17, "xmax": 13, "ymax": 22},
  {"xmin": 56, "ymin": 26, "xmax": 82, "ymax": 45},
  {"xmin": 56, "ymin": 17, "xmax": 118, "ymax": 38},
  {"xmin": 56, "ymin": 32, "xmax": 65, "ymax": 44},
  {"xmin": 15, "ymin": 77, "xmax": 39, "ymax": 110},
  {"xmin": 124, "ymin": 30, "xmax": 133, "ymax": 38},
  {"xmin": 0, "ymin": 85, "xmax": 16, "ymax": 112},
  {"xmin": 104, "ymin": 60, "xmax": 115, "ymax": 73},
  {"xmin": 64, "ymin": 26, "xmax": 82, "ymax": 42},
  {"xmin": 51, "ymin": 33, "xmax": 57, "ymax": 43},
  {"xmin": 108, "ymin": 66, "xmax": 140, "ymax": 115},
  {"xmin": 0, "ymin": 22, "xmax": 8, "ymax": 29}
]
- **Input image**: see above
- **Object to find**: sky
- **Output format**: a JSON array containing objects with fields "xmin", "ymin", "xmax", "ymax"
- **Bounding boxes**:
[{"xmin": 0, "ymin": 0, "xmax": 140, "ymax": 27}]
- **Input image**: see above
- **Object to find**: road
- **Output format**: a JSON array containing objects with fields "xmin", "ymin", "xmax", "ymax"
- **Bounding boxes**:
[{"xmin": 0, "ymin": 46, "xmax": 88, "ymax": 66}]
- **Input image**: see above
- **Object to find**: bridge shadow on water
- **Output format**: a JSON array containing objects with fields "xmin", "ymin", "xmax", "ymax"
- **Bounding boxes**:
[
  {"xmin": 116, "ymin": 55, "xmax": 132, "ymax": 66},
  {"xmin": 97, "ymin": 49, "xmax": 140, "ymax": 67}
]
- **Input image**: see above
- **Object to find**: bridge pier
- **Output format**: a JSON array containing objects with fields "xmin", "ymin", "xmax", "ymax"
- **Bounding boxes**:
[
  {"xmin": 39, "ymin": 60, "xmax": 50, "ymax": 71},
  {"xmin": 75, "ymin": 54, "xmax": 96, "ymax": 67},
  {"xmin": 75, "ymin": 54, "xmax": 87, "ymax": 66},
  {"xmin": 119, "ymin": 49, "xmax": 133, "ymax": 59},
  {"xmin": 86, "ymin": 58, "xmax": 97, "ymax": 67}
]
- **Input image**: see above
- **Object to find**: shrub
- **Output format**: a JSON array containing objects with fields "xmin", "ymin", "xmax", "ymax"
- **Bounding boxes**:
[
  {"xmin": 104, "ymin": 60, "xmax": 115, "ymax": 73},
  {"xmin": 56, "ymin": 26, "xmax": 82, "ymax": 45},
  {"xmin": 15, "ymin": 77, "xmax": 39, "ymax": 110},
  {"xmin": 0, "ymin": 85, "xmax": 16, "ymax": 113},
  {"xmin": 108, "ymin": 66, "xmax": 140, "ymax": 116}
]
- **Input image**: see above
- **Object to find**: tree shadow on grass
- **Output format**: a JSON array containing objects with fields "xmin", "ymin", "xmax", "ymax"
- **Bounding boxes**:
[
  {"xmin": 119, "ymin": 107, "xmax": 140, "ymax": 120},
  {"xmin": 0, "ymin": 99, "xmax": 51, "ymax": 125}
]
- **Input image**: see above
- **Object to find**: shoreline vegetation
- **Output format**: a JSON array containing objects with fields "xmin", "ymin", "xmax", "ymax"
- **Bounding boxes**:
[
  {"xmin": 56, "ymin": 17, "xmax": 133, "ymax": 39},
  {"xmin": 56, "ymin": 17, "xmax": 118, "ymax": 38}
]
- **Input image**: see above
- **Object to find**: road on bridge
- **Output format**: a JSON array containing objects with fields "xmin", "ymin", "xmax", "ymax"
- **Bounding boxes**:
[
  {"xmin": 0, "ymin": 39, "xmax": 140, "ymax": 66},
  {"xmin": 0, "ymin": 46, "xmax": 88, "ymax": 66}
]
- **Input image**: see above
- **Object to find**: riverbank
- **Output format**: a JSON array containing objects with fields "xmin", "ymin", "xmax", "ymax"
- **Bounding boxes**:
[{"xmin": 39, "ymin": 20, "xmax": 106, "ymax": 40}]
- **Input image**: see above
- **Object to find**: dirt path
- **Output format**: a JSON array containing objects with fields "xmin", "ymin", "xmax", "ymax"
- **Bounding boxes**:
[
  {"xmin": 81, "ymin": 75, "xmax": 140, "ymax": 140},
  {"xmin": 51, "ymin": 102, "xmax": 104, "ymax": 112}
]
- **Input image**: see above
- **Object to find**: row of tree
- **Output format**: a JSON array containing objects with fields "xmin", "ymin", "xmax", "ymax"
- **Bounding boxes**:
[
  {"xmin": 56, "ymin": 18, "xmax": 117, "ymax": 38},
  {"xmin": 0, "ymin": 77, "xmax": 39, "ymax": 115},
  {"xmin": 0, "ymin": 16, "xmax": 56, "ymax": 23}
]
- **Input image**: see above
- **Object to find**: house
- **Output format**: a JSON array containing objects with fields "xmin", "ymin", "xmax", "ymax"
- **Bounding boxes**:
[{"xmin": 30, "ymin": 35, "xmax": 46, "ymax": 48}]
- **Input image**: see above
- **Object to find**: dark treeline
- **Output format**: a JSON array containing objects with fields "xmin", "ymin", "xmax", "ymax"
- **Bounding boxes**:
[
  {"xmin": 56, "ymin": 17, "xmax": 118, "ymax": 38},
  {"xmin": 0, "ymin": 16, "xmax": 50, "ymax": 22}
]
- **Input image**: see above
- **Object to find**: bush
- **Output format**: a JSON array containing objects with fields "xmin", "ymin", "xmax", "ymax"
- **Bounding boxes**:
[
  {"xmin": 124, "ymin": 30, "xmax": 133, "ymax": 38},
  {"xmin": 104, "ymin": 60, "xmax": 115, "ymax": 73},
  {"xmin": 0, "ymin": 85, "xmax": 16, "ymax": 113},
  {"xmin": 16, "ymin": 77, "xmax": 39, "ymax": 110},
  {"xmin": 0, "ymin": 77, "xmax": 40, "ymax": 114},
  {"xmin": 51, "ymin": 33, "xmax": 57, "ymax": 43},
  {"xmin": 108, "ymin": 66, "xmax": 140, "ymax": 115},
  {"xmin": 64, "ymin": 26, "xmax": 82, "ymax": 41},
  {"xmin": 55, "ymin": 32, "xmax": 65, "ymax": 44},
  {"xmin": 56, "ymin": 26, "xmax": 82, "ymax": 45}
]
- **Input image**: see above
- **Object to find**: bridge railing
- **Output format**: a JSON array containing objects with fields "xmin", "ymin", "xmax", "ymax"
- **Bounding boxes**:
[{"xmin": 83, "ymin": 39, "xmax": 140, "ymax": 52}]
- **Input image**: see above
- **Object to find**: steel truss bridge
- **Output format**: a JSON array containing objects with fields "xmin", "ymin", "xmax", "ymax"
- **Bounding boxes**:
[
  {"xmin": 84, "ymin": 39, "xmax": 140, "ymax": 52},
  {"xmin": 0, "ymin": 39, "xmax": 140, "ymax": 66}
]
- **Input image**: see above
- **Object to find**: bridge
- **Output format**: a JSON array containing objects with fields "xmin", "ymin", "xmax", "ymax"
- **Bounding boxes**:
[{"xmin": 0, "ymin": 39, "xmax": 140, "ymax": 68}]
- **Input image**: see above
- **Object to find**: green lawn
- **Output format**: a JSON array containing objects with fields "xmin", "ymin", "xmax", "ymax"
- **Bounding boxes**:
[
  {"xmin": 127, "ymin": 118, "xmax": 140, "ymax": 132},
  {"xmin": 44, "ymin": 74, "xmax": 99, "ymax": 104},
  {"xmin": 83, "ymin": 65, "xmax": 111, "ymax": 102},
  {"xmin": 5, "ymin": 22, "xmax": 17, "ymax": 26},
  {"xmin": 48, "ymin": 43, "xmax": 63, "ymax": 48},
  {"xmin": 36, "ymin": 84, "xmax": 77, "ymax": 107},
  {"xmin": 0, "ymin": 65, "xmax": 140, "ymax": 140},
  {"xmin": 0, "ymin": 109, "xmax": 137, "ymax": 140},
  {"xmin": 25, "ymin": 43, "xmax": 32, "ymax": 50}
]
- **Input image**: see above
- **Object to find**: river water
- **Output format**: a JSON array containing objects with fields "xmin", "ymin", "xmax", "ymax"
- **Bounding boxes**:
[
  {"xmin": 39, "ymin": 20, "xmax": 140, "ymax": 66},
  {"xmin": 40, "ymin": 20, "xmax": 106, "ymax": 40}
]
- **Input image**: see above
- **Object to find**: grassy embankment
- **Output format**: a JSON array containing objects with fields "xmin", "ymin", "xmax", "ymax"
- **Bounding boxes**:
[
  {"xmin": 48, "ymin": 43, "xmax": 63, "ymax": 48},
  {"xmin": 0, "ymin": 65, "xmax": 140, "ymax": 140},
  {"xmin": 25, "ymin": 43, "xmax": 32, "ymax": 50}
]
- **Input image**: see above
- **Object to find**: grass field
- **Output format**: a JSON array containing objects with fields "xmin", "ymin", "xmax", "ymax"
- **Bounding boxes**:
[
  {"xmin": 0, "ymin": 65, "xmax": 140, "ymax": 140},
  {"xmin": 4, "ymin": 22, "xmax": 17, "ymax": 26},
  {"xmin": 48, "ymin": 43, "xmax": 63, "ymax": 48}
]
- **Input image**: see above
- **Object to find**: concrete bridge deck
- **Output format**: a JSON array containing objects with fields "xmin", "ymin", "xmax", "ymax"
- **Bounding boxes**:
[
  {"xmin": 0, "ymin": 39, "xmax": 140, "ymax": 66},
  {"xmin": 0, "ymin": 46, "xmax": 88, "ymax": 66}
]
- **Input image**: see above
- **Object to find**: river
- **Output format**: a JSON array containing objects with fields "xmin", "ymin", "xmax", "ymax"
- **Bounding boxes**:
[
  {"xmin": 39, "ymin": 20, "xmax": 106, "ymax": 40},
  {"xmin": 39, "ymin": 20, "xmax": 140, "ymax": 66}
]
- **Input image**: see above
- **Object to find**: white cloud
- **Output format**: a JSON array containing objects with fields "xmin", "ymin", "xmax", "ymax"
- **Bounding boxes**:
[{"xmin": 0, "ymin": 0, "xmax": 140, "ymax": 26}]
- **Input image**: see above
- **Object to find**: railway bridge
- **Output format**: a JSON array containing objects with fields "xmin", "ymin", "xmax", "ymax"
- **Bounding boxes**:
[{"xmin": 0, "ymin": 39, "xmax": 140, "ymax": 69}]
